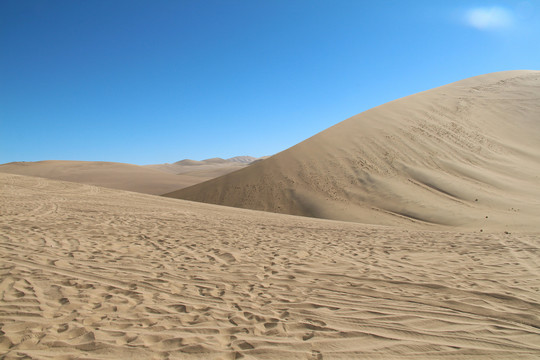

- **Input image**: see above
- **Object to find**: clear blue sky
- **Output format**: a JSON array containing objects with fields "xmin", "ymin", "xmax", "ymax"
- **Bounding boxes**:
[{"xmin": 1, "ymin": 1, "xmax": 539, "ymax": 164}]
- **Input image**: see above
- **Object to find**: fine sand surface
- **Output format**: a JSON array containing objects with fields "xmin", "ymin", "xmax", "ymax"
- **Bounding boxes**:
[
  {"xmin": 166, "ymin": 71, "xmax": 540, "ymax": 232},
  {"xmin": 0, "ymin": 159, "xmax": 255, "ymax": 195},
  {"xmin": 1, "ymin": 173, "xmax": 540, "ymax": 359}
]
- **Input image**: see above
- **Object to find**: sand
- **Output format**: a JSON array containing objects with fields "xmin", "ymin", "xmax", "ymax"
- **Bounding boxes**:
[
  {"xmin": 0, "ymin": 159, "xmax": 256, "ymax": 195},
  {"xmin": 1, "ymin": 173, "xmax": 539, "ymax": 359},
  {"xmin": 166, "ymin": 70, "xmax": 540, "ymax": 232},
  {"xmin": 144, "ymin": 156, "xmax": 263, "ymax": 175},
  {"xmin": 2, "ymin": 71, "xmax": 540, "ymax": 359}
]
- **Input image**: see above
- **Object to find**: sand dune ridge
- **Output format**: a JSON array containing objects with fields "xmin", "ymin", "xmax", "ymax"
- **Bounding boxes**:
[{"xmin": 166, "ymin": 71, "xmax": 540, "ymax": 231}]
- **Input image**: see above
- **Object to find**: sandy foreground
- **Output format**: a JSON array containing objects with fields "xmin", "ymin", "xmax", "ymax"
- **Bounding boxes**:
[{"xmin": 1, "ymin": 173, "xmax": 539, "ymax": 359}]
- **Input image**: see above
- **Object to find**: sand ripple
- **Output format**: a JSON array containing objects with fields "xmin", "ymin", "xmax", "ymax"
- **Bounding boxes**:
[{"xmin": 1, "ymin": 173, "xmax": 539, "ymax": 359}]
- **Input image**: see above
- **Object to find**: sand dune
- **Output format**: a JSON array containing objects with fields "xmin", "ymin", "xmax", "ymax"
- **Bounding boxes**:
[
  {"xmin": 2, "ymin": 71, "xmax": 539, "ymax": 359},
  {"xmin": 145, "ymin": 156, "xmax": 261, "ymax": 176},
  {"xmin": 166, "ymin": 71, "xmax": 540, "ymax": 232},
  {"xmin": 1, "ymin": 173, "xmax": 539, "ymax": 359},
  {"xmin": 0, "ymin": 159, "xmax": 255, "ymax": 195}
]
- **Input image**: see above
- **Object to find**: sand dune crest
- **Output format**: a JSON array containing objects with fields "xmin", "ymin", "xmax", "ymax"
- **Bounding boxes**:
[{"xmin": 166, "ymin": 70, "xmax": 540, "ymax": 231}]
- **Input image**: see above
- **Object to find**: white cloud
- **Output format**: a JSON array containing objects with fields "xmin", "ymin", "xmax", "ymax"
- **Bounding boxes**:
[{"xmin": 465, "ymin": 6, "xmax": 514, "ymax": 30}]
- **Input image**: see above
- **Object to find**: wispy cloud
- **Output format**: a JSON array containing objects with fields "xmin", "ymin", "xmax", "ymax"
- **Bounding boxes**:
[{"xmin": 464, "ymin": 6, "xmax": 514, "ymax": 30}]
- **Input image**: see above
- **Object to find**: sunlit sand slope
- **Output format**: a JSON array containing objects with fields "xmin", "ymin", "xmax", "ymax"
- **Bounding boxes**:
[
  {"xmin": 1, "ymin": 173, "xmax": 539, "ymax": 359},
  {"xmin": 166, "ymin": 71, "xmax": 540, "ymax": 231}
]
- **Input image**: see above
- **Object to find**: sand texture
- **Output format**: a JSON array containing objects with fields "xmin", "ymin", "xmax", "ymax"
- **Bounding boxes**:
[
  {"xmin": 1, "ymin": 173, "xmax": 540, "ymax": 359},
  {"xmin": 0, "ymin": 159, "xmax": 253, "ymax": 195},
  {"xmin": 166, "ymin": 71, "xmax": 540, "ymax": 232}
]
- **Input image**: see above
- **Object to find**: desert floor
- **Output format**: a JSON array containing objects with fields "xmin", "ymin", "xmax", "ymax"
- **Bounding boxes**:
[{"xmin": 1, "ymin": 173, "xmax": 539, "ymax": 359}]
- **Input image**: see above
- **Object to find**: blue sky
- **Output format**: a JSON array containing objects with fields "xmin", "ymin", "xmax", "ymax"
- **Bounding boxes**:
[{"xmin": 1, "ymin": 1, "xmax": 539, "ymax": 164}]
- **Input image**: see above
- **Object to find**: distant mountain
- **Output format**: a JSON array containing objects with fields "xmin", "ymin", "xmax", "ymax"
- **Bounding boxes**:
[
  {"xmin": 174, "ymin": 159, "xmax": 205, "ymax": 166},
  {"xmin": 201, "ymin": 158, "xmax": 230, "ymax": 164},
  {"xmin": 146, "ymin": 156, "xmax": 266, "ymax": 175},
  {"xmin": 227, "ymin": 156, "xmax": 258, "ymax": 163},
  {"xmin": 173, "ymin": 156, "xmax": 261, "ymax": 166}
]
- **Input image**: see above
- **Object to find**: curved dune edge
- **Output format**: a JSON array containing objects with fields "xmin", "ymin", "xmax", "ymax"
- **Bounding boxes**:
[
  {"xmin": 165, "ymin": 70, "xmax": 540, "ymax": 232},
  {"xmin": 1, "ymin": 173, "xmax": 539, "ymax": 359},
  {"xmin": 0, "ymin": 160, "xmax": 253, "ymax": 195}
]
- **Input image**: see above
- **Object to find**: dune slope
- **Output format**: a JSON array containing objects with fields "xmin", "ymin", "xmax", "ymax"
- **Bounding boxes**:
[
  {"xmin": 1, "ymin": 173, "xmax": 539, "ymax": 359},
  {"xmin": 0, "ymin": 160, "xmax": 242, "ymax": 195},
  {"xmin": 165, "ymin": 71, "xmax": 540, "ymax": 231}
]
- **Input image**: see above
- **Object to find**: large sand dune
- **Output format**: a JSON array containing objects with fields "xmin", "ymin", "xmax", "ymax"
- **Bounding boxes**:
[
  {"xmin": 1, "ymin": 173, "xmax": 539, "ymax": 359},
  {"xmin": 166, "ymin": 71, "xmax": 540, "ymax": 231},
  {"xmin": 0, "ymin": 158, "xmax": 257, "ymax": 195}
]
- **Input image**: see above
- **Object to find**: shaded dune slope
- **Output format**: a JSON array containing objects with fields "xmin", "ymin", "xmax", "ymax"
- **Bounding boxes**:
[{"xmin": 166, "ymin": 71, "xmax": 540, "ymax": 230}]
